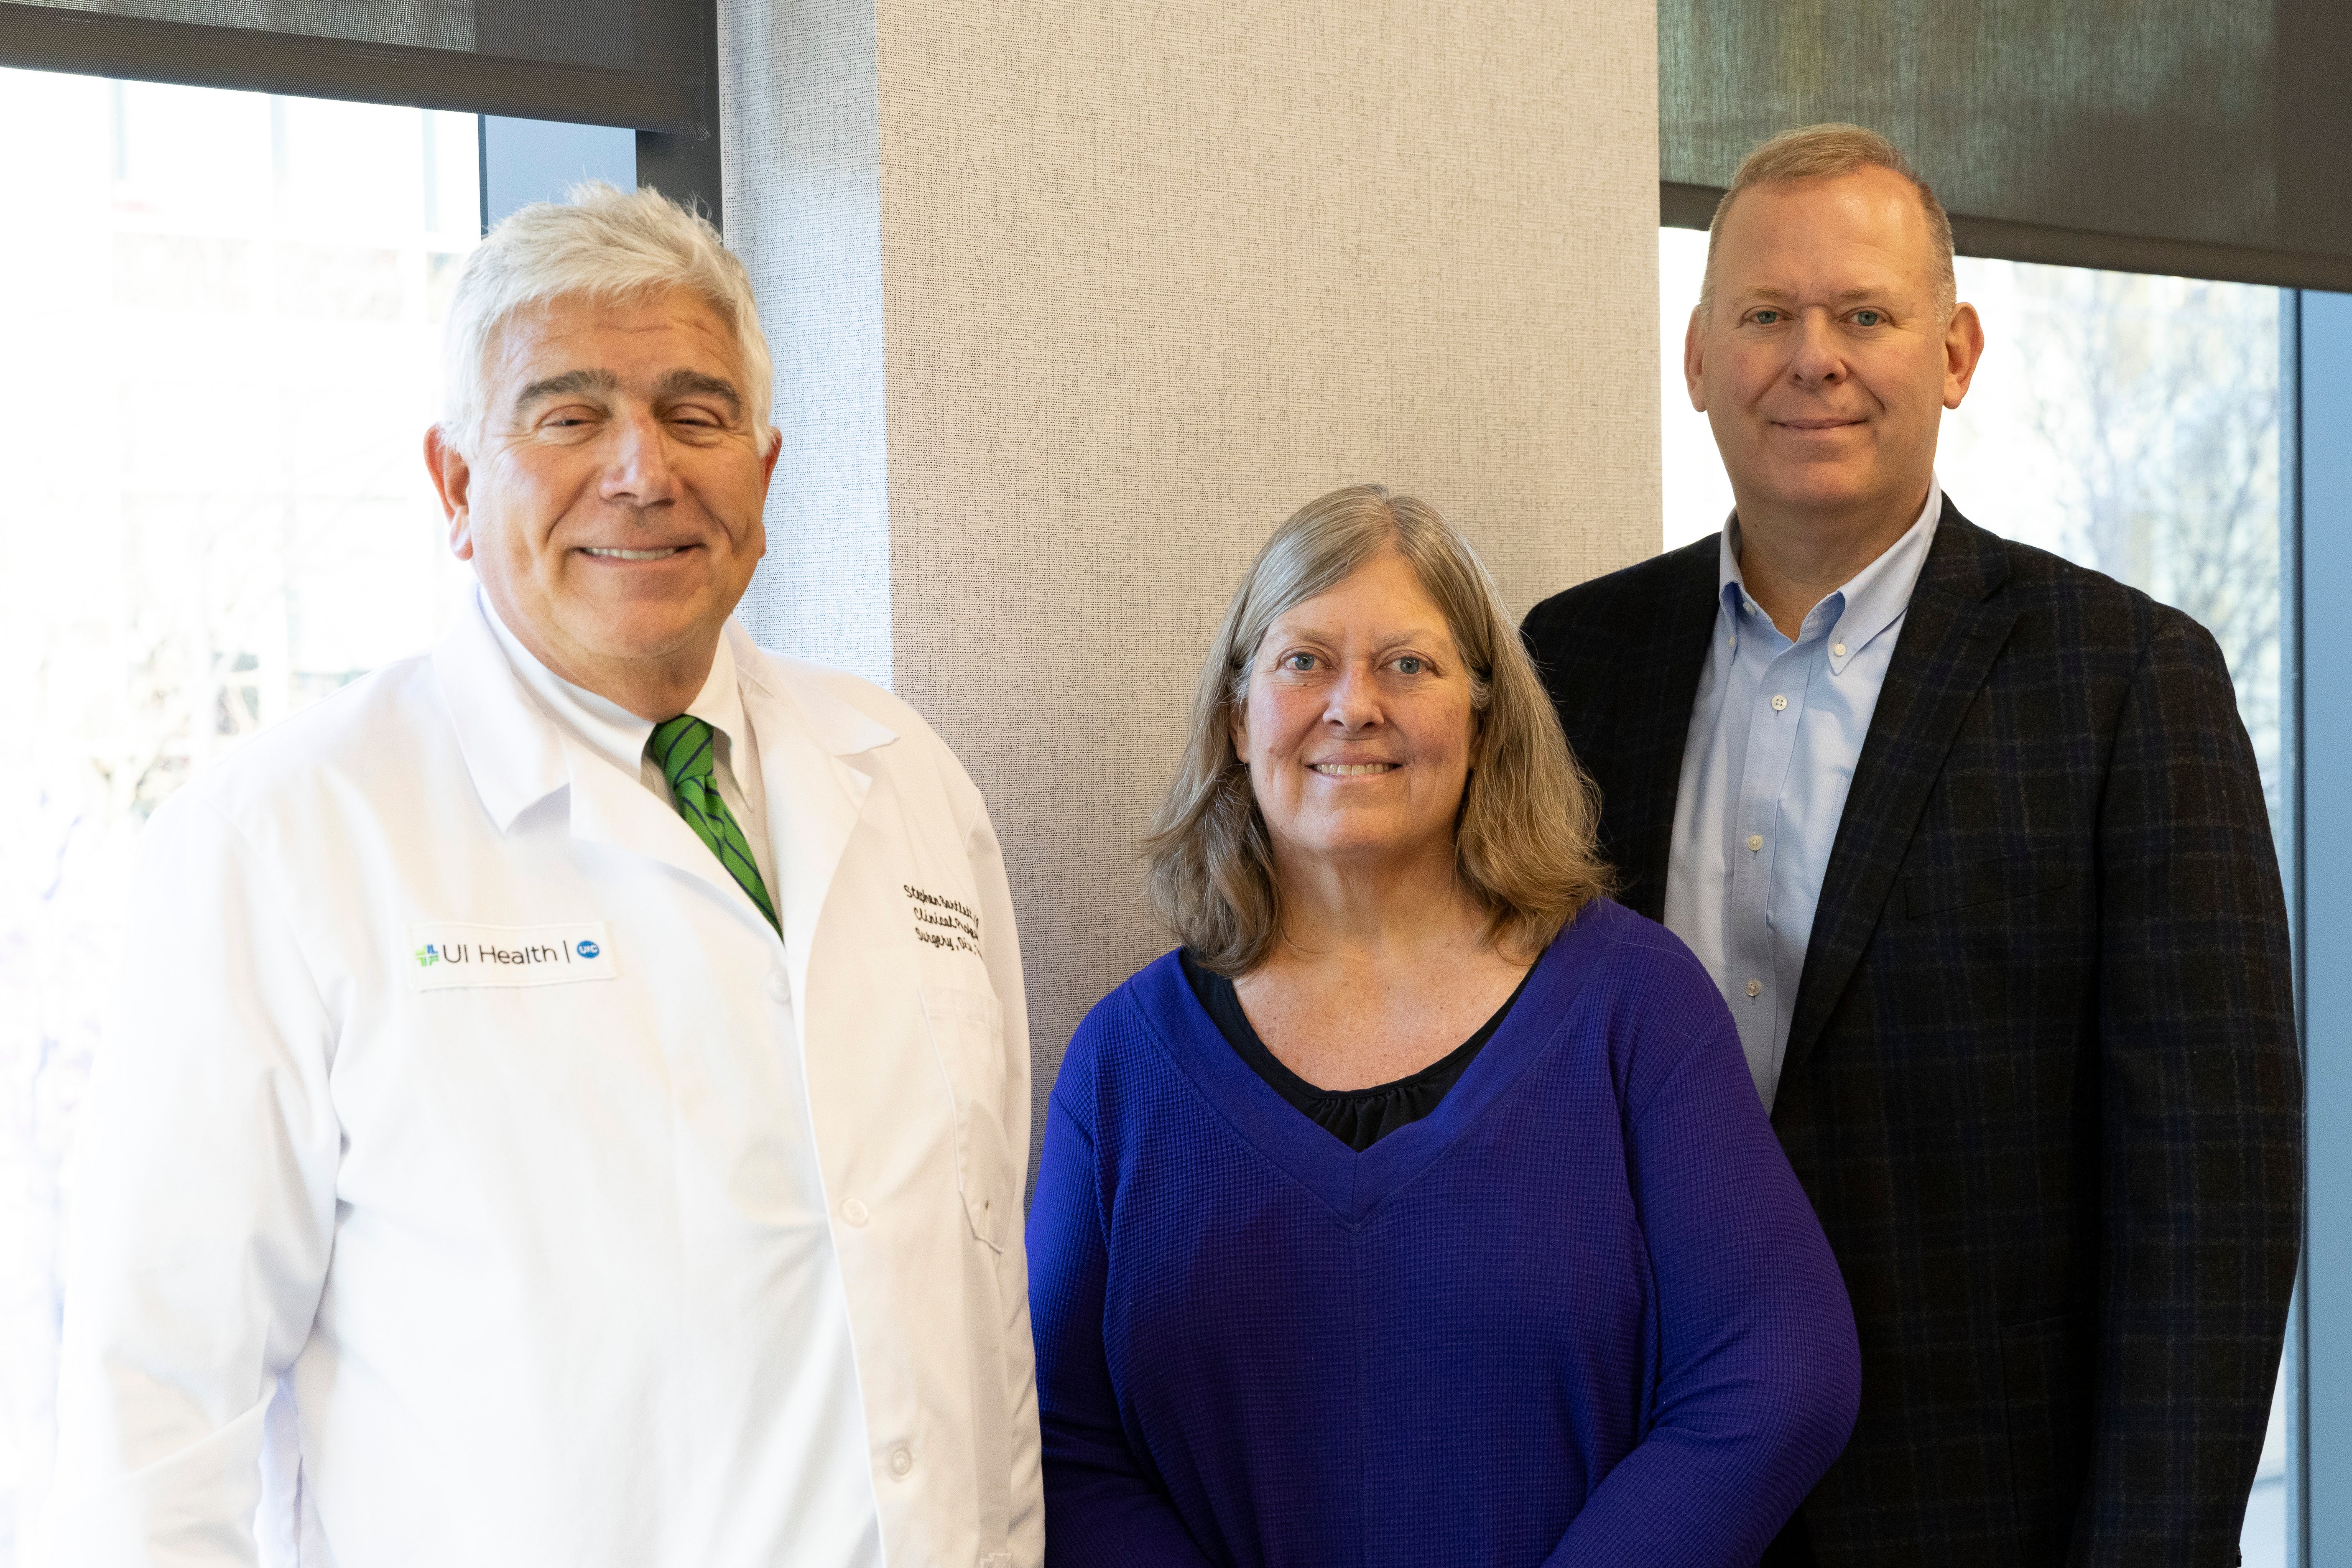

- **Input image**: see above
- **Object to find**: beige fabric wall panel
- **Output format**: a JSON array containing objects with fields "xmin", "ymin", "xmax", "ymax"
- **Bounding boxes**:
[
  {"xmin": 727, "ymin": 0, "xmax": 1659, "ymax": 1161},
  {"xmin": 870, "ymin": 0, "xmax": 1659, "ymax": 1151}
]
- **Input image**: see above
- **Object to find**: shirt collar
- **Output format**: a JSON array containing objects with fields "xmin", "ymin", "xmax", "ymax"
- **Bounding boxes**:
[
  {"xmin": 480, "ymin": 589, "xmax": 746, "ymax": 776},
  {"xmin": 1716, "ymin": 477, "xmax": 1944, "ymax": 674}
]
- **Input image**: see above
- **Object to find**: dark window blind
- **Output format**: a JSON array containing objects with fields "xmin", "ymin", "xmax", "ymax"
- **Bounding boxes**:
[
  {"xmin": 1661, "ymin": 0, "xmax": 2352, "ymax": 291},
  {"xmin": 0, "ymin": 0, "xmax": 714, "ymax": 135}
]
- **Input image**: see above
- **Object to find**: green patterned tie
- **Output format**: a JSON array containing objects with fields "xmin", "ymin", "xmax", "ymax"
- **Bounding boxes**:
[{"xmin": 649, "ymin": 714, "xmax": 779, "ymax": 932}]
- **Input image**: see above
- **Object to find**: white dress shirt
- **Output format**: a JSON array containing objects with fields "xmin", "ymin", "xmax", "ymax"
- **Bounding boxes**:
[{"xmin": 1663, "ymin": 484, "xmax": 1941, "ymax": 1109}]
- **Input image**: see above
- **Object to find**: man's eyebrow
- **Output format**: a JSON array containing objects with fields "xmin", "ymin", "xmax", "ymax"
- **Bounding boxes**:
[
  {"xmin": 1733, "ymin": 285, "xmax": 1898, "ymax": 306},
  {"xmin": 513, "ymin": 368, "xmax": 618, "ymax": 411},
  {"xmin": 655, "ymin": 369, "xmax": 744, "ymax": 413}
]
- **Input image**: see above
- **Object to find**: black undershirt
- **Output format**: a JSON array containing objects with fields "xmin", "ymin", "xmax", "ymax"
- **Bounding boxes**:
[{"xmin": 1179, "ymin": 951, "xmax": 1531, "ymax": 1152}]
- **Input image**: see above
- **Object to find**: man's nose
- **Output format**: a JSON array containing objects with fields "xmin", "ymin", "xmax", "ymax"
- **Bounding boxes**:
[
  {"xmin": 600, "ymin": 407, "xmax": 679, "ymax": 505},
  {"xmin": 1787, "ymin": 309, "xmax": 1846, "ymax": 386}
]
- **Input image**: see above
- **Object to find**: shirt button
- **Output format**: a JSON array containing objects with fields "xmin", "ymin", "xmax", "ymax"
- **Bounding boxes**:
[
  {"xmin": 1832, "ymin": 642, "xmax": 1847, "ymax": 658},
  {"xmin": 889, "ymin": 1445, "xmax": 915, "ymax": 1479},
  {"xmin": 841, "ymin": 1198, "xmax": 870, "ymax": 1227},
  {"xmin": 1747, "ymin": 834, "xmax": 1763, "ymax": 852},
  {"xmin": 1770, "ymin": 694, "xmax": 1788, "ymax": 711},
  {"xmin": 1746, "ymin": 979, "xmax": 1763, "ymax": 998}
]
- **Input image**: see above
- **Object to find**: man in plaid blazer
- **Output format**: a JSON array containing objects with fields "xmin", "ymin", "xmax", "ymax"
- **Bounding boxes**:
[{"xmin": 1524, "ymin": 126, "xmax": 2301, "ymax": 1565}]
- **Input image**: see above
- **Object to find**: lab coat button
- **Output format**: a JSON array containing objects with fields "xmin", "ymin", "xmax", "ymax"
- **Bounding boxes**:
[
  {"xmin": 841, "ymin": 1198, "xmax": 870, "ymax": 1227},
  {"xmin": 889, "ymin": 1444, "xmax": 914, "ymax": 1478},
  {"xmin": 766, "ymin": 969, "xmax": 790, "ymax": 1002}
]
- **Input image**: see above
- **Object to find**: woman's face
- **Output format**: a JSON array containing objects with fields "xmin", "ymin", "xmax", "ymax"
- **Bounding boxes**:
[{"xmin": 1232, "ymin": 550, "xmax": 1478, "ymax": 873}]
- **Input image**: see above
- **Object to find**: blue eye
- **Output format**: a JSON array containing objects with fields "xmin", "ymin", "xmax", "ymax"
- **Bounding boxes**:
[
  {"xmin": 1853, "ymin": 309, "xmax": 1885, "ymax": 326},
  {"xmin": 1395, "ymin": 656, "xmax": 1426, "ymax": 675},
  {"xmin": 1751, "ymin": 309, "xmax": 1783, "ymax": 325},
  {"xmin": 1281, "ymin": 652, "xmax": 1318, "ymax": 672}
]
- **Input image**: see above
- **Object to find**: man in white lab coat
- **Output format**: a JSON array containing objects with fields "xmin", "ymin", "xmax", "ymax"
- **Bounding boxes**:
[{"xmin": 48, "ymin": 184, "xmax": 1040, "ymax": 1568}]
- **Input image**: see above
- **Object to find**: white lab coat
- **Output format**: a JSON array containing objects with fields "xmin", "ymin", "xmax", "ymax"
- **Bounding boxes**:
[{"xmin": 46, "ymin": 595, "xmax": 1042, "ymax": 1568}]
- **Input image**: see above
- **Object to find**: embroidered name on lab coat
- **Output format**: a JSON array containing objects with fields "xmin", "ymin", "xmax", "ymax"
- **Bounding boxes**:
[
  {"xmin": 406, "ymin": 923, "xmax": 618, "ymax": 990},
  {"xmin": 903, "ymin": 884, "xmax": 980, "ymax": 956}
]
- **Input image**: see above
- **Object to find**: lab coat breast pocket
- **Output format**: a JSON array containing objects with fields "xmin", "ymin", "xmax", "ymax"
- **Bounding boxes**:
[{"xmin": 919, "ymin": 984, "xmax": 1017, "ymax": 1252}]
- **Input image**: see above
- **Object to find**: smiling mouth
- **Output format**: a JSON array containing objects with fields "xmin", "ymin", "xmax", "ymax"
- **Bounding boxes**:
[
  {"xmin": 1309, "ymin": 762, "xmax": 1399, "ymax": 776},
  {"xmin": 581, "ymin": 546, "xmax": 689, "ymax": 561},
  {"xmin": 1775, "ymin": 418, "xmax": 1865, "ymax": 431}
]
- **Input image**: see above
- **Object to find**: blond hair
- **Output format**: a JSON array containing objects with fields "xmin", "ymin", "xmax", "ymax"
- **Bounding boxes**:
[
  {"xmin": 1145, "ymin": 485, "xmax": 1612, "ymax": 975},
  {"xmin": 1699, "ymin": 123, "xmax": 1957, "ymax": 321},
  {"xmin": 439, "ymin": 181, "xmax": 775, "ymax": 454}
]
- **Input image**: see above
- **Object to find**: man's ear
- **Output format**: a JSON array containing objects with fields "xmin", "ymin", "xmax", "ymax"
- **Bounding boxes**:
[
  {"xmin": 1943, "ymin": 302, "xmax": 1987, "ymax": 410},
  {"xmin": 1683, "ymin": 305, "xmax": 1708, "ymax": 413},
  {"xmin": 424, "ymin": 425, "xmax": 476, "ymax": 561}
]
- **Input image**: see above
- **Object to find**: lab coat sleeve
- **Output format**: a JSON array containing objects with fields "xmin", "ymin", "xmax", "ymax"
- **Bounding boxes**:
[
  {"xmin": 46, "ymin": 795, "xmax": 340, "ymax": 1566},
  {"xmin": 961, "ymin": 762, "xmax": 1044, "ymax": 1567}
]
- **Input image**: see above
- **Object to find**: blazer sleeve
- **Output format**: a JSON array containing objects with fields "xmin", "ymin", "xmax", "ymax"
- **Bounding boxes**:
[
  {"xmin": 1026, "ymin": 1061, "xmax": 1219, "ymax": 1568},
  {"xmin": 1545, "ymin": 948, "xmax": 1861, "ymax": 1568},
  {"xmin": 2075, "ymin": 614, "xmax": 2301, "ymax": 1562},
  {"xmin": 45, "ymin": 796, "xmax": 339, "ymax": 1565}
]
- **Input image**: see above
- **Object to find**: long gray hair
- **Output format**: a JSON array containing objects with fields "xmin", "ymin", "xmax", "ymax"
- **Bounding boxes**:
[{"xmin": 1145, "ymin": 485, "xmax": 1611, "ymax": 974}]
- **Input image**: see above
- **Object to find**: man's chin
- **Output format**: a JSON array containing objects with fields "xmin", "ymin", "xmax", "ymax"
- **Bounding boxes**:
[
  {"xmin": 1740, "ymin": 465, "xmax": 1913, "ymax": 521},
  {"xmin": 561, "ymin": 612, "xmax": 724, "ymax": 669}
]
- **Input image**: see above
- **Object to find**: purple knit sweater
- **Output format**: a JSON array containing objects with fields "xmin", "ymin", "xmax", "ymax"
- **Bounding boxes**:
[{"xmin": 1027, "ymin": 897, "xmax": 1860, "ymax": 1567}]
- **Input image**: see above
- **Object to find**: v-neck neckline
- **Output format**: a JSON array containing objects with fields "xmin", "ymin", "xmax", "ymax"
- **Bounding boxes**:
[{"xmin": 1128, "ymin": 900, "xmax": 1625, "ymax": 1227}]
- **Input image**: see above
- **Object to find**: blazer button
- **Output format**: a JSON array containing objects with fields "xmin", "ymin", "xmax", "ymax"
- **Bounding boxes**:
[
  {"xmin": 842, "ymin": 1198, "xmax": 870, "ymax": 1227},
  {"xmin": 889, "ymin": 1444, "xmax": 915, "ymax": 1478}
]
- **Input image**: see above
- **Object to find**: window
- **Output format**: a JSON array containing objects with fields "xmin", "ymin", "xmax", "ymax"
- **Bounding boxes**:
[
  {"xmin": 0, "ymin": 68, "xmax": 480, "ymax": 1547},
  {"xmin": 1659, "ymin": 225, "xmax": 2292, "ymax": 1566}
]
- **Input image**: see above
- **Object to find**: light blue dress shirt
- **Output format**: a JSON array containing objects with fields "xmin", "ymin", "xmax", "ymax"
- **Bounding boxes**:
[{"xmin": 1663, "ymin": 482, "xmax": 1942, "ymax": 1109}]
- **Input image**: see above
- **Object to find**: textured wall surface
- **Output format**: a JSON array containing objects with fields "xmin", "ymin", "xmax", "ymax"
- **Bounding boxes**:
[
  {"xmin": 729, "ymin": 0, "xmax": 1661, "ymax": 1159},
  {"xmin": 722, "ymin": 0, "xmax": 895, "ymax": 683}
]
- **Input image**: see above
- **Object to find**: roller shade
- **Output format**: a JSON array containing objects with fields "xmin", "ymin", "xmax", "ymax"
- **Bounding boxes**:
[
  {"xmin": 0, "ymin": 0, "xmax": 714, "ymax": 134},
  {"xmin": 1660, "ymin": 0, "xmax": 2352, "ymax": 291}
]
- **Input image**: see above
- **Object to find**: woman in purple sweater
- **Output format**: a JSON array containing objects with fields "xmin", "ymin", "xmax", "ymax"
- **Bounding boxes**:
[{"xmin": 1026, "ymin": 486, "xmax": 1860, "ymax": 1567}]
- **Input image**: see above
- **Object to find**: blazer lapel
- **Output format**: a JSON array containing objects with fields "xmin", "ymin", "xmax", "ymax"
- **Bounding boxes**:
[
  {"xmin": 1606, "ymin": 540, "xmax": 1720, "ymax": 919},
  {"xmin": 1778, "ymin": 503, "xmax": 2018, "ymax": 1100}
]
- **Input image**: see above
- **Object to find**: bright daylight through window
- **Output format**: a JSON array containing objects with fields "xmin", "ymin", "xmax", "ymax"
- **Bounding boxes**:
[
  {"xmin": 1659, "ymin": 226, "xmax": 2293, "ymax": 1568},
  {"xmin": 0, "ymin": 69, "xmax": 480, "ymax": 1551}
]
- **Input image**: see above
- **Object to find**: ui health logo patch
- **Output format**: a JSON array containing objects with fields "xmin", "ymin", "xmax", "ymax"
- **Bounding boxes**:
[{"xmin": 406, "ymin": 923, "xmax": 617, "ymax": 991}]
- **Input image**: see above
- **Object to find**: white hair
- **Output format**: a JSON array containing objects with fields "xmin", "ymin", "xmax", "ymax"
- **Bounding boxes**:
[{"xmin": 439, "ymin": 181, "xmax": 775, "ymax": 454}]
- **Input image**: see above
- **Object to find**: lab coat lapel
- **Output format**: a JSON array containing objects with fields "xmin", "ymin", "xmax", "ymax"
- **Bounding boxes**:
[
  {"xmin": 729, "ymin": 623, "xmax": 898, "ymax": 1008},
  {"xmin": 1778, "ymin": 504, "xmax": 2018, "ymax": 1102},
  {"xmin": 432, "ymin": 590, "xmax": 790, "ymax": 933},
  {"xmin": 561, "ymin": 745, "xmax": 774, "ymax": 926},
  {"xmin": 432, "ymin": 592, "xmax": 569, "ymax": 832}
]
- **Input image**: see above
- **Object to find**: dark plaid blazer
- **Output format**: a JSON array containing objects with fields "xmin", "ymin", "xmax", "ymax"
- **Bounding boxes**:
[{"xmin": 1522, "ymin": 500, "xmax": 2301, "ymax": 1567}]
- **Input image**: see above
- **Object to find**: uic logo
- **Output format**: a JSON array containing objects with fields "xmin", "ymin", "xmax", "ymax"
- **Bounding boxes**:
[{"xmin": 413, "ymin": 944, "xmax": 441, "ymax": 968}]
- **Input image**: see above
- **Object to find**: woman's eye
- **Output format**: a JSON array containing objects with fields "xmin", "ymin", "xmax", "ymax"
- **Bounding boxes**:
[
  {"xmin": 1394, "ymin": 657, "xmax": 1426, "ymax": 675},
  {"xmin": 1281, "ymin": 652, "xmax": 1318, "ymax": 672}
]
